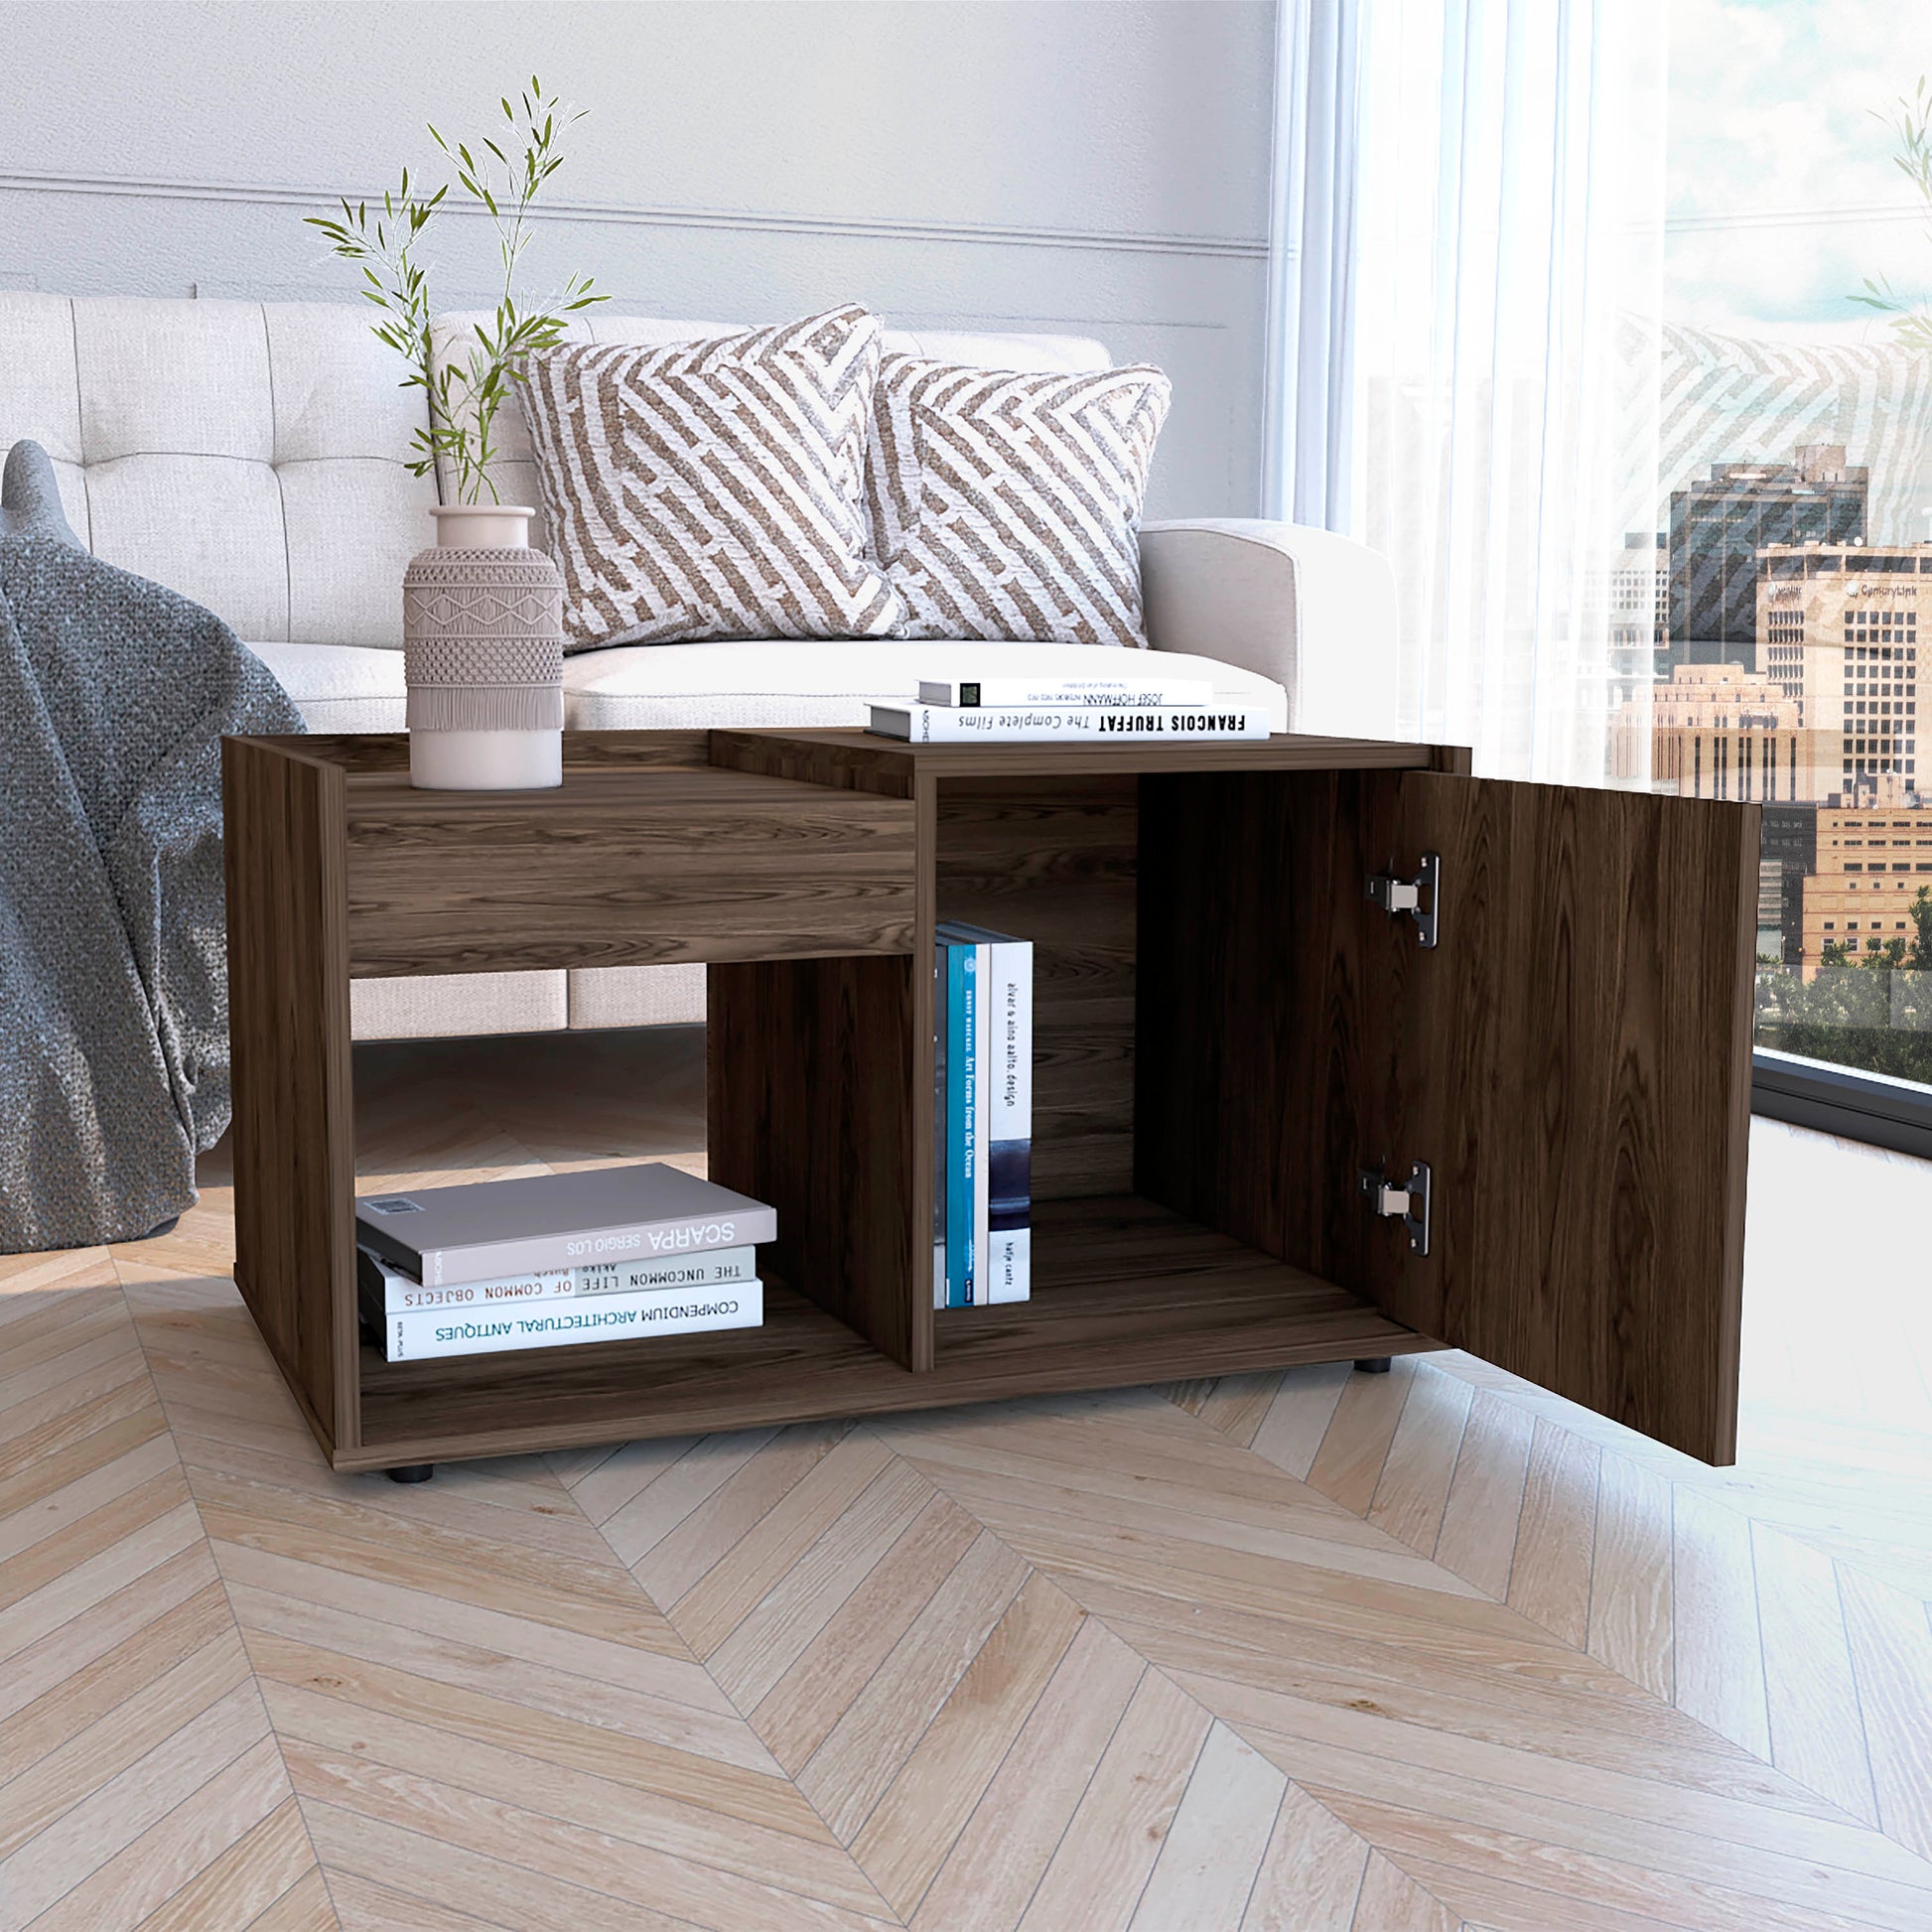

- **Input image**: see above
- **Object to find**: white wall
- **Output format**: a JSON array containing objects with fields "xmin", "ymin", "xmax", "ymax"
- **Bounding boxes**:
[{"xmin": 0, "ymin": 0, "xmax": 1275, "ymax": 516}]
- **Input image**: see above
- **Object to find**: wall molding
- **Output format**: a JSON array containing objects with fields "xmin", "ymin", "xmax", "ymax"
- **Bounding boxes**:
[{"xmin": 0, "ymin": 168, "xmax": 1268, "ymax": 262}]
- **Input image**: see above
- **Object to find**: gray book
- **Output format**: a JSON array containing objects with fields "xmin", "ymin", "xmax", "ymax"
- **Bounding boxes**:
[{"xmin": 354, "ymin": 1163, "xmax": 776, "ymax": 1288}]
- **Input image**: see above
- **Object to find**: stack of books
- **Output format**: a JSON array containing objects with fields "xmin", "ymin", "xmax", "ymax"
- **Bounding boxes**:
[
  {"xmin": 870, "ymin": 674, "xmax": 1270, "ymax": 743},
  {"xmin": 934, "ymin": 921, "xmax": 1033, "ymax": 1309},
  {"xmin": 354, "ymin": 1164, "xmax": 774, "ymax": 1362}
]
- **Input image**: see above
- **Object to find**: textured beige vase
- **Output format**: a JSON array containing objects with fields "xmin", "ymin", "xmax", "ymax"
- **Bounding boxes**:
[{"xmin": 404, "ymin": 505, "xmax": 565, "ymax": 790}]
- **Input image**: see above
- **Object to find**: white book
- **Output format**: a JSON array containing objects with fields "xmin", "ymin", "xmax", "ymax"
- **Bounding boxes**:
[
  {"xmin": 869, "ymin": 704, "xmax": 1269, "ymax": 744},
  {"xmin": 359, "ymin": 1257, "xmax": 763, "ymax": 1362},
  {"xmin": 355, "ymin": 1246, "xmax": 758, "ymax": 1315},
  {"xmin": 916, "ymin": 676, "xmax": 1214, "ymax": 709}
]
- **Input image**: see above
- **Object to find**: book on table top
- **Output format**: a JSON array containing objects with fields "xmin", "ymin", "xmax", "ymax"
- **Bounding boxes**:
[
  {"xmin": 869, "ymin": 703, "xmax": 1269, "ymax": 743},
  {"xmin": 354, "ymin": 1244, "xmax": 759, "ymax": 1314},
  {"xmin": 916, "ymin": 675, "xmax": 1214, "ymax": 709},
  {"xmin": 357, "ymin": 1250, "xmax": 763, "ymax": 1362},
  {"xmin": 353, "ymin": 1163, "xmax": 775, "ymax": 1288}
]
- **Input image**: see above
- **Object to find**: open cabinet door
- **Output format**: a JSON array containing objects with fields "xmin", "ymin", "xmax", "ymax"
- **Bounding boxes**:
[
  {"xmin": 1369, "ymin": 772, "xmax": 1759, "ymax": 1463},
  {"xmin": 1137, "ymin": 765, "xmax": 1756, "ymax": 1464}
]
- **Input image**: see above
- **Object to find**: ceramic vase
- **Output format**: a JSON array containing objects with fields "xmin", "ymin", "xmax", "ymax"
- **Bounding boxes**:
[{"xmin": 403, "ymin": 504, "xmax": 565, "ymax": 789}]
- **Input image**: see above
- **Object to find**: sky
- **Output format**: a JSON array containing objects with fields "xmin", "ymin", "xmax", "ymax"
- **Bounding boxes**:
[{"xmin": 1667, "ymin": 0, "xmax": 1932, "ymax": 338}]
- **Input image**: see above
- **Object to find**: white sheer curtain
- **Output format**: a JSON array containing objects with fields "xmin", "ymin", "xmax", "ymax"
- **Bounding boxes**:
[{"xmin": 1270, "ymin": 0, "xmax": 1667, "ymax": 780}]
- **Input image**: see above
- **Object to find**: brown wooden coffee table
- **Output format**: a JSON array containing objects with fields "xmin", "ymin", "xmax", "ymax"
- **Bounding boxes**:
[{"xmin": 223, "ymin": 726, "xmax": 1755, "ymax": 1476}]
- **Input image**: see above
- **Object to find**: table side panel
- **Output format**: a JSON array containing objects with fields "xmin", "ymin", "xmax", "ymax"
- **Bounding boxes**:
[
  {"xmin": 707, "ymin": 952, "xmax": 929, "ymax": 1372},
  {"xmin": 223, "ymin": 738, "xmax": 358, "ymax": 1456}
]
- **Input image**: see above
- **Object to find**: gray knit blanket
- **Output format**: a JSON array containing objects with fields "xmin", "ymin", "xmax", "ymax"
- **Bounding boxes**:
[{"xmin": 1, "ymin": 503, "xmax": 305, "ymax": 1251}]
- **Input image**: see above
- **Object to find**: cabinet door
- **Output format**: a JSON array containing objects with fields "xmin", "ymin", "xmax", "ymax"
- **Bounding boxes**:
[
  {"xmin": 1136, "ymin": 767, "xmax": 1757, "ymax": 1465},
  {"xmin": 1371, "ymin": 772, "xmax": 1759, "ymax": 1463}
]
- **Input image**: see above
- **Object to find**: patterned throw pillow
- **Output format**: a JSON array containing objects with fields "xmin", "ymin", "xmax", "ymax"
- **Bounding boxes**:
[
  {"xmin": 864, "ymin": 356, "xmax": 1172, "ymax": 646},
  {"xmin": 518, "ymin": 306, "xmax": 901, "ymax": 648}
]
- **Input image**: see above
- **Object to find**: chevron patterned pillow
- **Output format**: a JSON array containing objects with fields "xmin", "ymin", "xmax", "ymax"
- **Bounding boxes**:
[
  {"xmin": 518, "ymin": 307, "xmax": 902, "ymax": 648},
  {"xmin": 864, "ymin": 356, "xmax": 1172, "ymax": 646}
]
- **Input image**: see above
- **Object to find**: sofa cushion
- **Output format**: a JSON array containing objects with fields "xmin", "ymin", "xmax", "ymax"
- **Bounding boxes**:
[
  {"xmin": 519, "ymin": 307, "xmax": 898, "ymax": 648},
  {"xmin": 560, "ymin": 638, "xmax": 1287, "ymax": 732},
  {"xmin": 436, "ymin": 310, "xmax": 1112, "ymax": 548},
  {"xmin": 866, "ymin": 357, "xmax": 1172, "ymax": 649},
  {"xmin": 245, "ymin": 639, "xmax": 406, "ymax": 733}
]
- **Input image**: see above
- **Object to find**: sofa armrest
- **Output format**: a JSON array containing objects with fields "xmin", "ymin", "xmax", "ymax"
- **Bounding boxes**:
[{"xmin": 1139, "ymin": 519, "xmax": 1403, "ymax": 739}]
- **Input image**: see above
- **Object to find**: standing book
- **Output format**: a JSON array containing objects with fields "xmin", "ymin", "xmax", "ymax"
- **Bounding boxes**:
[
  {"xmin": 353, "ymin": 1163, "xmax": 775, "ymax": 1287},
  {"xmin": 938, "ymin": 923, "xmax": 1033, "ymax": 1305},
  {"xmin": 943, "ymin": 939, "xmax": 980, "ymax": 1310}
]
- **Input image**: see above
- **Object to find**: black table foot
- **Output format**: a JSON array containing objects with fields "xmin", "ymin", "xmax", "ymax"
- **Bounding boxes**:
[
  {"xmin": 386, "ymin": 1463, "xmax": 435, "ymax": 1483},
  {"xmin": 1352, "ymin": 1357, "xmax": 1393, "ymax": 1374}
]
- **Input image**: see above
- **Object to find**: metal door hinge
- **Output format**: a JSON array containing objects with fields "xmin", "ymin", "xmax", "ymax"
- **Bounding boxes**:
[
  {"xmin": 1360, "ymin": 1160, "xmax": 1431, "ymax": 1256},
  {"xmin": 1366, "ymin": 852, "xmax": 1441, "ymax": 948}
]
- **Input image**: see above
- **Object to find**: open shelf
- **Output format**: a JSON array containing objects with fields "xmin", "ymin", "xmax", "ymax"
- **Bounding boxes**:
[{"xmin": 349, "ymin": 1194, "xmax": 1422, "ymax": 1471}]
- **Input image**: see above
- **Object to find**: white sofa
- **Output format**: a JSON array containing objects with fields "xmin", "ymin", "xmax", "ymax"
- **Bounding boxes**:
[{"xmin": 0, "ymin": 293, "xmax": 1402, "ymax": 1041}]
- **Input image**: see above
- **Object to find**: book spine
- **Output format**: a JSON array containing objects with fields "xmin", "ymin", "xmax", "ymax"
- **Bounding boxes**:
[
  {"xmin": 945, "ymin": 942, "xmax": 978, "ymax": 1310},
  {"xmin": 916, "ymin": 678, "xmax": 1214, "ymax": 709},
  {"xmin": 373, "ymin": 1281, "xmax": 764, "ymax": 1363},
  {"xmin": 415, "ymin": 1206, "xmax": 777, "ymax": 1288},
  {"xmin": 933, "ymin": 934, "xmax": 949, "ymax": 1312},
  {"xmin": 985, "ymin": 939, "xmax": 1033, "ymax": 1304},
  {"xmin": 971, "ymin": 942, "xmax": 991, "ymax": 1308},
  {"xmin": 875, "ymin": 705, "xmax": 1269, "ymax": 743},
  {"xmin": 360, "ymin": 1247, "xmax": 759, "ymax": 1314}
]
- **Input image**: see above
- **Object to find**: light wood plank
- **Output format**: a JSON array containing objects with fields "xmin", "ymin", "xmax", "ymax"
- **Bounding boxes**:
[
  {"xmin": 1128, "ymin": 1720, "xmax": 1286, "ymax": 1930},
  {"xmin": 798, "ymin": 1527, "xmax": 1030, "ymax": 1841},
  {"xmin": 703, "ymin": 1455, "xmax": 933, "ymax": 1712},
  {"xmin": 752, "ymin": 1491, "xmax": 983, "ymax": 1774},
  {"xmin": 1240, "ymin": 1782, "xmax": 1370, "ymax": 1930},
  {"xmin": 1307, "ymin": 1359, "xmax": 1421, "ymax": 1514},
  {"xmin": 1368, "ymin": 1367, "xmax": 1473, "ymax": 1555},
  {"xmin": 1351, "ymin": 1853, "xmax": 1464, "ymax": 1931},
  {"xmin": 1022, "ymin": 1665, "xmax": 1214, "ymax": 1932},
  {"xmin": 1839, "ymin": 1564, "xmax": 1932, "ymax": 1861},
  {"xmin": 128, "ymin": 1797, "xmax": 318, "ymax": 1932},
  {"xmin": 908, "ymin": 1617, "xmax": 1146, "ymax": 1931},
  {"xmin": 1671, "ymin": 1484, "xmax": 1772, "ymax": 1761},
  {"xmin": 243, "ymin": 1866, "xmax": 343, "ymax": 1932},
  {"xmin": 1506, "ymin": 1421, "xmax": 1600, "ymax": 1648},
  {"xmin": 1587, "ymin": 1451, "xmax": 1676, "ymax": 1703},
  {"xmin": 1751, "ymin": 1520, "xmax": 1879, "ymax": 1825},
  {"xmin": 1249, "ymin": 1364, "xmax": 1354, "ymax": 1481},
  {"xmin": 1433, "ymin": 1391, "xmax": 1536, "ymax": 1601},
  {"xmin": 854, "ymin": 1573, "xmax": 1085, "ymax": 1913}
]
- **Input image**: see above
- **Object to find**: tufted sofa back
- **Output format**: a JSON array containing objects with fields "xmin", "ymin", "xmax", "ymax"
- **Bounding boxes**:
[
  {"xmin": 0, "ymin": 294, "xmax": 435, "ymax": 647},
  {"xmin": 1, "ymin": 294, "xmax": 1110, "ymax": 651}
]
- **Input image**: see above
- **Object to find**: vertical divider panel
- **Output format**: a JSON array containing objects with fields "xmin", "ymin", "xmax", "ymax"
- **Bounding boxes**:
[{"xmin": 223, "ymin": 738, "xmax": 359, "ymax": 1455}]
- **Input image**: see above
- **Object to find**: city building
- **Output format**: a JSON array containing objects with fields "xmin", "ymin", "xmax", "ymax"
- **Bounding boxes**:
[
  {"xmin": 1758, "ymin": 540, "xmax": 1924, "ymax": 792},
  {"xmin": 1668, "ymin": 446, "xmax": 1867, "ymax": 663},
  {"xmin": 1800, "ymin": 803, "xmax": 1932, "ymax": 977},
  {"xmin": 1611, "ymin": 661, "xmax": 1829, "ymax": 801},
  {"xmin": 1608, "ymin": 530, "xmax": 1668, "ymax": 697}
]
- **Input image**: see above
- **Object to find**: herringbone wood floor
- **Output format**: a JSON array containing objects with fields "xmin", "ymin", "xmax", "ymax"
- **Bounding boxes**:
[{"xmin": 3, "ymin": 1029, "xmax": 1930, "ymax": 1930}]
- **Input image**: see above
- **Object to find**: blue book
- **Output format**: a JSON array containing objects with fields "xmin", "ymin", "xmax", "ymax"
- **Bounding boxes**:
[
  {"xmin": 940, "ymin": 925, "xmax": 1033, "ymax": 1304},
  {"xmin": 946, "ymin": 943, "xmax": 979, "ymax": 1309}
]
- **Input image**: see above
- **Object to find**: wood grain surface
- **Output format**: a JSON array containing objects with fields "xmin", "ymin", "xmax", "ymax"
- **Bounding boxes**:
[
  {"xmin": 342, "ymin": 766, "xmax": 917, "ymax": 977},
  {"xmin": 222, "ymin": 740, "xmax": 359, "ymax": 1457},
  {"xmin": 708, "ymin": 954, "xmax": 928, "ymax": 1374},
  {"xmin": 1137, "ymin": 766, "xmax": 1755, "ymax": 1465},
  {"xmin": 353, "ymin": 1195, "xmax": 1427, "ymax": 1469},
  {"xmin": 935, "ymin": 776, "xmax": 1141, "ymax": 1200}
]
